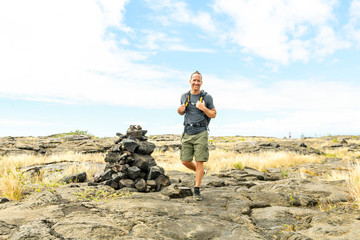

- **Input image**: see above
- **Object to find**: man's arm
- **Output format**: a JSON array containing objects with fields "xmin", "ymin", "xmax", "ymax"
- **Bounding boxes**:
[
  {"xmin": 203, "ymin": 107, "xmax": 217, "ymax": 119},
  {"xmin": 196, "ymin": 101, "xmax": 217, "ymax": 118},
  {"xmin": 177, "ymin": 104, "xmax": 186, "ymax": 115}
]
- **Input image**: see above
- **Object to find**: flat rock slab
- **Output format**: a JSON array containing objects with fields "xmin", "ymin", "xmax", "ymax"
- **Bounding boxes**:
[{"xmin": 0, "ymin": 169, "xmax": 360, "ymax": 240}]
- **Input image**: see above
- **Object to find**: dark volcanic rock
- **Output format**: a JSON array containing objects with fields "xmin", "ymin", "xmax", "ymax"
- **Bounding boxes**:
[
  {"xmin": 102, "ymin": 179, "xmax": 119, "ymax": 189},
  {"xmin": 121, "ymin": 139, "xmax": 139, "ymax": 153},
  {"xmin": 127, "ymin": 166, "xmax": 141, "ymax": 179},
  {"xmin": 155, "ymin": 175, "xmax": 171, "ymax": 190},
  {"xmin": 96, "ymin": 125, "xmax": 170, "ymax": 193},
  {"xmin": 2, "ymin": 133, "xmax": 360, "ymax": 239},
  {"xmin": 0, "ymin": 134, "xmax": 115, "ymax": 156},
  {"xmin": 133, "ymin": 154, "xmax": 155, "ymax": 170},
  {"xmin": 0, "ymin": 163, "xmax": 359, "ymax": 240},
  {"xmin": 331, "ymin": 144, "xmax": 343, "ymax": 148},
  {"xmin": 135, "ymin": 179, "xmax": 147, "ymax": 192},
  {"xmin": 135, "ymin": 141, "xmax": 156, "ymax": 155},
  {"xmin": 113, "ymin": 172, "xmax": 126, "ymax": 182},
  {"xmin": 99, "ymin": 169, "xmax": 114, "ymax": 181},
  {"xmin": 60, "ymin": 172, "xmax": 87, "ymax": 184},
  {"xmin": 104, "ymin": 152, "xmax": 122, "ymax": 163},
  {"xmin": 126, "ymin": 125, "xmax": 147, "ymax": 138},
  {"xmin": 161, "ymin": 185, "xmax": 193, "ymax": 198},
  {"xmin": 233, "ymin": 141, "xmax": 324, "ymax": 155},
  {"xmin": 0, "ymin": 197, "xmax": 11, "ymax": 204},
  {"xmin": 120, "ymin": 179, "xmax": 135, "ymax": 188},
  {"xmin": 148, "ymin": 165, "xmax": 164, "ymax": 180}
]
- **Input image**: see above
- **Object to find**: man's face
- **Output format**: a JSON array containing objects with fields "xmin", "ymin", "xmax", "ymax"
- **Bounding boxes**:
[{"xmin": 190, "ymin": 74, "xmax": 202, "ymax": 91}]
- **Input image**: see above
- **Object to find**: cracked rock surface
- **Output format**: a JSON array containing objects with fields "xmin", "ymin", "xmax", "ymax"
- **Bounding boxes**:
[{"xmin": 1, "ymin": 165, "xmax": 359, "ymax": 240}]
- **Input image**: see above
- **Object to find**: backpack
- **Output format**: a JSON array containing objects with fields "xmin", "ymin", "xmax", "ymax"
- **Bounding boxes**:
[{"xmin": 184, "ymin": 90, "xmax": 211, "ymax": 126}]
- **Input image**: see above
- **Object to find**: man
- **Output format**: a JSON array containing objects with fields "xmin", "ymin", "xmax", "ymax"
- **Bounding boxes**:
[{"xmin": 177, "ymin": 71, "xmax": 217, "ymax": 200}]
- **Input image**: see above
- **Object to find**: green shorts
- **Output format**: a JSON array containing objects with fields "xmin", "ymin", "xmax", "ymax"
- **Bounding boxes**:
[{"xmin": 180, "ymin": 130, "xmax": 209, "ymax": 162}]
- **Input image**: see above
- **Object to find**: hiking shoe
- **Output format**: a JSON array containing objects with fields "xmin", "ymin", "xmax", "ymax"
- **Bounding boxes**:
[{"xmin": 194, "ymin": 187, "xmax": 203, "ymax": 201}]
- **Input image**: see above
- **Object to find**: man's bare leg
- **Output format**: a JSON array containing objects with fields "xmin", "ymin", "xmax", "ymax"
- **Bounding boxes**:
[
  {"xmin": 182, "ymin": 161, "xmax": 205, "ymax": 200},
  {"xmin": 181, "ymin": 161, "xmax": 204, "ymax": 187},
  {"xmin": 195, "ymin": 161, "xmax": 204, "ymax": 187},
  {"xmin": 182, "ymin": 161, "xmax": 196, "ymax": 171}
]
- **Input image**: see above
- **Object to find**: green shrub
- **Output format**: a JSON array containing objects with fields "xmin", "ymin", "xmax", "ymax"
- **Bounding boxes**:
[
  {"xmin": 234, "ymin": 162, "xmax": 245, "ymax": 170},
  {"xmin": 69, "ymin": 130, "xmax": 93, "ymax": 136},
  {"xmin": 281, "ymin": 169, "xmax": 289, "ymax": 177},
  {"xmin": 54, "ymin": 130, "xmax": 94, "ymax": 138},
  {"xmin": 323, "ymin": 153, "xmax": 338, "ymax": 158}
]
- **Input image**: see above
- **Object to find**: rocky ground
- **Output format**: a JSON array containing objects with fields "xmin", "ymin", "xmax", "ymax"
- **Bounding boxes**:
[
  {"xmin": 1, "ymin": 134, "xmax": 360, "ymax": 239},
  {"xmin": 2, "ymin": 134, "xmax": 359, "ymax": 156},
  {"xmin": 1, "ymin": 165, "xmax": 359, "ymax": 240},
  {"xmin": 0, "ymin": 135, "xmax": 116, "ymax": 156},
  {"xmin": 150, "ymin": 135, "xmax": 360, "ymax": 156}
]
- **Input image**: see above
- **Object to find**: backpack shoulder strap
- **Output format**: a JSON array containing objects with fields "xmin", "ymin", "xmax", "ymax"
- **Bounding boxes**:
[
  {"xmin": 199, "ymin": 90, "xmax": 207, "ymax": 103},
  {"xmin": 199, "ymin": 90, "xmax": 211, "ymax": 126},
  {"xmin": 185, "ymin": 90, "xmax": 191, "ymax": 107}
]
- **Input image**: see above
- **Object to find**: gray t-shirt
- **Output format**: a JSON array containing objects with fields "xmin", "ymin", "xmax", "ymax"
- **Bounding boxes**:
[{"xmin": 180, "ymin": 90, "xmax": 215, "ymax": 135}]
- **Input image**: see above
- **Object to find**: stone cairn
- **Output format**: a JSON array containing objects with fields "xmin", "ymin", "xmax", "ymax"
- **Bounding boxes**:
[{"xmin": 91, "ymin": 125, "xmax": 170, "ymax": 192}]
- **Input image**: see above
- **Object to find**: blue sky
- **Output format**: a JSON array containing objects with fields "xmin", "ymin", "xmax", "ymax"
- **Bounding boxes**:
[{"xmin": 1, "ymin": 0, "xmax": 360, "ymax": 138}]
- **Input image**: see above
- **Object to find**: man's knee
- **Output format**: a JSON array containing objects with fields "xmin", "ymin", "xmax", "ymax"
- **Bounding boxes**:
[
  {"xmin": 182, "ymin": 160, "xmax": 192, "ymax": 166},
  {"xmin": 196, "ymin": 161, "xmax": 204, "ymax": 167}
]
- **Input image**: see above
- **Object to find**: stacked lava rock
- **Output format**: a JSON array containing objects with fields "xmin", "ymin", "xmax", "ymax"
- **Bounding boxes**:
[{"xmin": 92, "ymin": 125, "xmax": 170, "ymax": 192}]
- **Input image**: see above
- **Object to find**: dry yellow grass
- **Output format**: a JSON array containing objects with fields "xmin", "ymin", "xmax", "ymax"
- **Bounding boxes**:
[
  {"xmin": 299, "ymin": 167, "xmax": 318, "ymax": 177},
  {"xmin": 323, "ymin": 147, "xmax": 360, "ymax": 161},
  {"xmin": 0, "ymin": 152, "xmax": 105, "ymax": 200},
  {"xmin": 326, "ymin": 170, "xmax": 349, "ymax": 181},
  {"xmin": 1, "ymin": 145, "xmax": 359, "ymax": 205},
  {"xmin": 347, "ymin": 163, "xmax": 360, "ymax": 206},
  {"xmin": 0, "ymin": 170, "xmax": 25, "ymax": 201},
  {"xmin": 326, "ymin": 163, "xmax": 360, "ymax": 207},
  {"xmin": 155, "ymin": 147, "xmax": 360, "ymax": 207},
  {"xmin": 347, "ymin": 139, "xmax": 360, "ymax": 145},
  {"xmin": 153, "ymin": 149, "xmax": 324, "ymax": 173}
]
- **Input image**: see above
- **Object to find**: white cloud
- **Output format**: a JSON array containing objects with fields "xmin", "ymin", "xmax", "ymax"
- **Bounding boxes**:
[
  {"xmin": 145, "ymin": 0, "xmax": 216, "ymax": 32},
  {"xmin": 217, "ymin": 109, "xmax": 360, "ymax": 137},
  {"xmin": 0, "ymin": 0, "xmax": 186, "ymax": 108},
  {"xmin": 140, "ymin": 31, "xmax": 170, "ymax": 50},
  {"xmin": 166, "ymin": 44, "xmax": 215, "ymax": 53},
  {"xmin": 350, "ymin": 0, "xmax": 360, "ymax": 17},
  {"xmin": 204, "ymin": 74, "xmax": 360, "ymax": 112},
  {"xmin": 346, "ymin": 0, "xmax": 360, "ymax": 47},
  {"xmin": 288, "ymin": 39, "xmax": 311, "ymax": 62},
  {"xmin": 138, "ymin": 30, "xmax": 215, "ymax": 53},
  {"xmin": 119, "ymin": 38, "xmax": 130, "ymax": 45},
  {"xmin": 213, "ymin": 0, "xmax": 349, "ymax": 64},
  {"xmin": 0, "ymin": 1, "xmax": 358, "ymax": 116},
  {"xmin": 315, "ymin": 26, "xmax": 350, "ymax": 56},
  {"xmin": 99, "ymin": 0, "xmax": 130, "ymax": 30}
]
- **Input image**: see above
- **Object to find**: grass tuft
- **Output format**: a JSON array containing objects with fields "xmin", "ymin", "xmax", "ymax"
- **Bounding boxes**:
[
  {"xmin": 0, "ymin": 170, "xmax": 25, "ymax": 200},
  {"xmin": 0, "ymin": 152, "xmax": 105, "ymax": 200},
  {"xmin": 325, "ymin": 163, "xmax": 360, "ymax": 207},
  {"xmin": 153, "ymin": 149, "xmax": 324, "ymax": 173}
]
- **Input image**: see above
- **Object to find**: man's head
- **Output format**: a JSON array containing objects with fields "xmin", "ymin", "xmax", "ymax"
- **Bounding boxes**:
[
  {"xmin": 190, "ymin": 70, "xmax": 202, "ymax": 81},
  {"xmin": 189, "ymin": 70, "xmax": 202, "ymax": 93}
]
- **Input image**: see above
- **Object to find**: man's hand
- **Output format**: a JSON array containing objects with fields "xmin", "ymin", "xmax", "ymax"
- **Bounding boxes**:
[
  {"xmin": 196, "ymin": 101, "xmax": 216, "ymax": 118},
  {"xmin": 177, "ymin": 104, "xmax": 186, "ymax": 115},
  {"xmin": 196, "ymin": 100, "xmax": 206, "ymax": 111}
]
